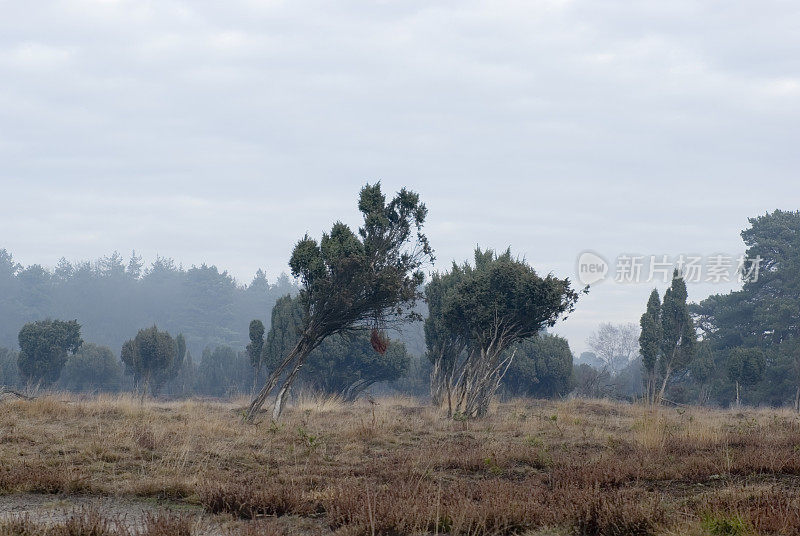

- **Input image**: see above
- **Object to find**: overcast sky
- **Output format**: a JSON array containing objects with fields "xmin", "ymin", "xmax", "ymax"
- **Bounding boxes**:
[{"xmin": 1, "ymin": 0, "xmax": 798, "ymax": 353}]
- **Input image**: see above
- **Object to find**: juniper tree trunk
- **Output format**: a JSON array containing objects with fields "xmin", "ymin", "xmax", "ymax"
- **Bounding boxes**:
[
  {"xmin": 271, "ymin": 358, "xmax": 305, "ymax": 420},
  {"xmin": 245, "ymin": 336, "xmax": 313, "ymax": 422},
  {"xmin": 446, "ymin": 381, "xmax": 453, "ymax": 418},
  {"xmin": 657, "ymin": 364, "xmax": 672, "ymax": 406},
  {"xmin": 454, "ymin": 346, "xmax": 514, "ymax": 419},
  {"xmin": 430, "ymin": 359, "xmax": 445, "ymax": 407}
]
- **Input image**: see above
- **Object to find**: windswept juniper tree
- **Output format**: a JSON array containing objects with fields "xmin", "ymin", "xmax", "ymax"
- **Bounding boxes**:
[
  {"xmin": 245, "ymin": 183, "xmax": 433, "ymax": 421},
  {"xmin": 426, "ymin": 248, "xmax": 581, "ymax": 418}
]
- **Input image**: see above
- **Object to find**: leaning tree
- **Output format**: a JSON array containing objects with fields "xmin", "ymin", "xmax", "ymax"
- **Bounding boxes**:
[
  {"xmin": 427, "ymin": 248, "xmax": 581, "ymax": 418},
  {"xmin": 244, "ymin": 183, "xmax": 433, "ymax": 421}
]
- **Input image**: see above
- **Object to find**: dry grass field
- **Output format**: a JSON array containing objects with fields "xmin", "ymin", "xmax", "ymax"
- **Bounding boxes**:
[{"xmin": 1, "ymin": 394, "xmax": 799, "ymax": 536}]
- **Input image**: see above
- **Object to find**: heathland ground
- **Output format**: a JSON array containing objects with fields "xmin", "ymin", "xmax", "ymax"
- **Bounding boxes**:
[{"xmin": 1, "ymin": 395, "xmax": 799, "ymax": 535}]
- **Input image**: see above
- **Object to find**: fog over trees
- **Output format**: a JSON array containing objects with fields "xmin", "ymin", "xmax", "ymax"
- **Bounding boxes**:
[
  {"xmin": 4, "ymin": 207, "xmax": 800, "ymax": 413},
  {"xmin": 0, "ymin": 248, "xmax": 296, "ymax": 359}
]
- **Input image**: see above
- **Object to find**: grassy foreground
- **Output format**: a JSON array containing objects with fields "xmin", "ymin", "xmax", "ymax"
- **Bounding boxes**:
[{"xmin": 1, "ymin": 394, "xmax": 799, "ymax": 536}]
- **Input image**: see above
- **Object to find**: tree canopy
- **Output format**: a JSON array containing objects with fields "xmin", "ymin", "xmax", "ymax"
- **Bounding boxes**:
[
  {"xmin": 17, "ymin": 319, "xmax": 82, "ymax": 386},
  {"xmin": 727, "ymin": 347, "xmax": 765, "ymax": 406},
  {"xmin": 502, "ymin": 334, "xmax": 574, "ymax": 399},
  {"xmin": 59, "ymin": 343, "xmax": 122, "ymax": 392},
  {"xmin": 121, "ymin": 326, "xmax": 177, "ymax": 396},
  {"xmin": 196, "ymin": 345, "xmax": 251, "ymax": 398}
]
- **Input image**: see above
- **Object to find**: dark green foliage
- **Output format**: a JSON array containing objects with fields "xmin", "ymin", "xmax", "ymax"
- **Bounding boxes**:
[
  {"xmin": 121, "ymin": 326, "xmax": 176, "ymax": 395},
  {"xmin": 656, "ymin": 271, "xmax": 696, "ymax": 403},
  {"xmin": 739, "ymin": 210, "xmax": 800, "ymax": 344},
  {"xmin": 261, "ymin": 295, "xmax": 305, "ymax": 371},
  {"xmin": 246, "ymin": 319, "xmax": 266, "ymax": 390},
  {"xmin": 176, "ymin": 334, "xmax": 187, "ymax": 368},
  {"xmin": 502, "ymin": 334, "xmax": 574, "ymax": 398},
  {"xmin": 17, "ymin": 319, "xmax": 82, "ymax": 386},
  {"xmin": 196, "ymin": 345, "xmax": 252, "ymax": 397},
  {"xmin": 262, "ymin": 294, "xmax": 411, "ymax": 400},
  {"xmin": 444, "ymin": 249, "xmax": 579, "ymax": 349},
  {"xmin": 689, "ymin": 341, "xmax": 716, "ymax": 404},
  {"xmin": 0, "ymin": 346, "xmax": 19, "ymax": 387},
  {"xmin": 303, "ymin": 333, "xmax": 410, "ymax": 400},
  {"xmin": 391, "ymin": 353, "xmax": 432, "ymax": 397},
  {"xmin": 152, "ymin": 332, "xmax": 188, "ymax": 394},
  {"xmin": 690, "ymin": 341, "xmax": 716, "ymax": 384},
  {"xmin": 727, "ymin": 347, "xmax": 765, "ymax": 405},
  {"xmin": 170, "ymin": 348, "xmax": 196, "ymax": 397},
  {"xmin": 780, "ymin": 338, "xmax": 800, "ymax": 410},
  {"xmin": 661, "ymin": 274, "xmax": 695, "ymax": 367},
  {"xmin": 0, "ymin": 248, "xmax": 296, "ymax": 361},
  {"xmin": 59, "ymin": 343, "xmax": 122, "ymax": 392},
  {"xmin": 639, "ymin": 289, "xmax": 661, "ymax": 402},
  {"xmin": 288, "ymin": 184, "xmax": 431, "ymax": 334},
  {"xmin": 247, "ymin": 320, "xmax": 265, "ymax": 370}
]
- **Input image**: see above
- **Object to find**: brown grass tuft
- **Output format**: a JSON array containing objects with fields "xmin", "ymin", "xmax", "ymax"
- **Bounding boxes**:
[{"xmin": 199, "ymin": 479, "xmax": 321, "ymax": 519}]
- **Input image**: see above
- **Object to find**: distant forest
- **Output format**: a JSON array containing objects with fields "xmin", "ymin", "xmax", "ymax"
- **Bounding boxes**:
[
  {"xmin": 0, "ymin": 248, "xmax": 431, "ymax": 397},
  {"xmin": 0, "ymin": 245, "xmax": 569, "ymax": 402},
  {"xmin": 0, "ymin": 249, "xmax": 297, "ymax": 359},
  {"xmin": 5, "ymin": 207, "xmax": 798, "ymax": 411}
]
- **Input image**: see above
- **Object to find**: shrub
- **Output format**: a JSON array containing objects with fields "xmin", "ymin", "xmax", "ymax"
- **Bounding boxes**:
[
  {"xmin": 59, "ymin": 343, "xmax": 122, "ymax": 392},
  {"xmin": 701, "ymin": 513, "xmax": 751, "ymax": 536}
]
